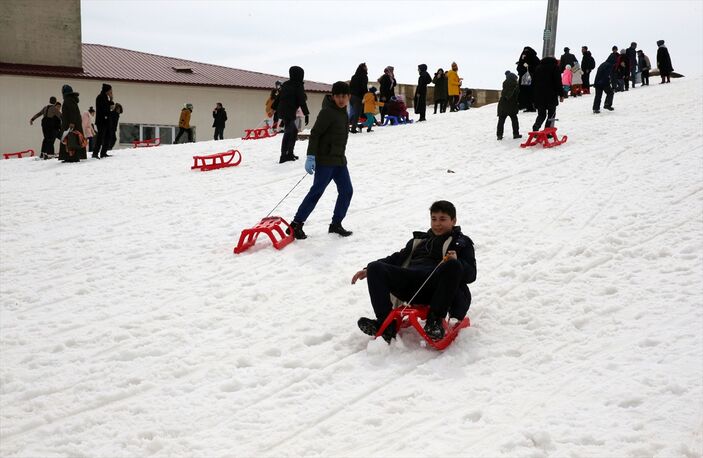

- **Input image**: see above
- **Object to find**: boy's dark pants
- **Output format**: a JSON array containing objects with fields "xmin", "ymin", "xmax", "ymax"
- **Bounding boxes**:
[
  {"xmin": 497, "ymin": 114, "xmax": 519, "ymax": 138},
  {"xmin": 533, "ymin": 106, "xmax": 556, "ymax": 131},
  {"xmin": 214, "ymin": 126, "xmax": 224, "ymax": 140},
  {"xmin": 366, "ymin": 259, "xmax": 463, "ymax": 324},
  {"xmin": 175, "ymin": 127, "xmax": 193, "ymax": 143},
  {"xmin": 294, "ymin": 165, "xmax": 353, "ymax": 224},
  {"xmin": 350, "ymin": 95, "xmax": 363, "ymax": 129},
  {"xmin": 593, "ymin": 85, "xmax": 614, "ymax": 110},
  {"xmin": 641, "ymin": 70, "xmax": 649, "ymax": 85}
]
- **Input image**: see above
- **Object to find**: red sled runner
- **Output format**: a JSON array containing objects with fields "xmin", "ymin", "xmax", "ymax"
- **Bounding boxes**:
[
  {"xmin": 519, "ymin": 127, "xmax": 567, "ymax": 148},
  {"xmin": 3, "ymin": 149, "xmax": 35, "ymax": 159},
  {"xmin": 132, "ymin": 138, "xmax": 161, "ymax": 148},
  {"xmin": 233, "ymin": 216, "xmax": 295, "ymax": 254},
  {"xmin": 192, "ymin": 149, "xmax": 242, "ymax": 171},
  {"xmin": 376, "ymin": 305, "xmax": 470, "ymax": 350},
  {"xmin": 242, "ymin": 127, "xmax": 278, "ymax": 140}
]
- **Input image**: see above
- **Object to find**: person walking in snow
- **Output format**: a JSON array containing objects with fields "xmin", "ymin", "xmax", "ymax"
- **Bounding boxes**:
[
  {"xmin": 637, "ymin": 50, "xmax": 652, "ymax": 86},
  {"xmin": 175, "ymin": 104, "xmax": 194, "ymax": 143},
  {"xmin": 81, "ymin": 106, "xmax": 96, "ymax": 153},
  {"xmin": 107, "ymin": 102, "xmax": 123, "ymax": 151},
  {"xmin": 496, "ymin": 71, "xmax": 521, "ymax": 141},
  {"xmin": 414, "ymin": 64, "xmax": 432, "ymax": 122},
  {"xmin": 432, "ymin": 68, "xmax": 448, "ymax": 114},
  {"xmin": 531, "ymin": 57, "xmax": 564, "ymax": 132},
  {"xmin": 92, "ymin": 83, "xmax": 113, "ymax": 158},
  {"xmin": 361, "ymin": 87, "xmax": 383, "ymax": 132},
  {"xmin": 352, "ymin": 200, "xmax": 476, "ymax": 342},
  {"xmin": 212, "ymin": 102, "xmax": 227, "ymax": 140},
  {"xmin": 287, "ymin": 82, "xmax": 353, "ymax": 240},
  {"xmin": 656, "ymin": 39, "xmax": 674, "ymax": 84},
  {"xmin": 626, "ymin": 42, "xmax": 638, "ymax": 88},
  {"xmin": 581, "ymin": 46, "xmax": 596, "ymax": 94},
  {"xmin": 559, "ymin": 47, "xmax": 578, "ymax": 72},
  {"xmin": 58, "ymin": 84, "xmax": 86, "ymax": 163},
  {"xmin": 30, "ymin": 96, "xmax": 62, "ymax": 159},
  {"xmin": 517, "ymin": 46, "xmax": 540, "ymax": 112},
  {"xmin": 273, "ymin": 65, "xmax": 310, "ymax": 163},
  {"xmin": 561, "ymin": 64, "xmax": 573, "ymax": 98},
  {"xmin": 349, "ymin": 63, "xmax": 368, "ymax": 133},
  {"xmin": 592, "ymin": 54, "xmax": 617, "ymax": 114},
  {"xmin": 617, "ymin": 49, "xmax": 630, "ymax": 91},
  {"xmin": 446, "ymin": 62, "xmax": 462, "ymax": 112},
  {"xmin": 378, "ymin": 66, "xmax": 397, "ymax": 124}
]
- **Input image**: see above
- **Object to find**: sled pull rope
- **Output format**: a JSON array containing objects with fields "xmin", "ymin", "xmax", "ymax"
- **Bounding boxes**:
[
  {"xmin": 265, "ymin": 173, "xmax": 308, "ymax": 218},
  {"xmin": 403, "ymin": 254, "xmax": 451, "ymax": 310}
]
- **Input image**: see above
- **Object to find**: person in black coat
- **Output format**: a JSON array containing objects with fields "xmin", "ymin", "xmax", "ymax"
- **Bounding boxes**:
[
  {"xmin": 378, "ymin": 66, "xmax": 396, "ymax": 123},
  {"xmin": 580, "ymin": 46, "xmax": 596, "ymax": 94},
  {"xmin": 626, "ymin": 42, "xmax": 638, "ymax": 88},
  {"xmin": 432, "ymin": 68, "xmax": 448, "ymax": 114},
  {"xmin": 212, "ymin": 103, "xmax": 227, "ymax": 140},
  {"xmin": 352, "ymin": 200, "xmax": 476, "ymax": 342},
  {"xmin": 497, "ymin": 71, "xmax": 521, "ymax": 140},
  {"xmin": 93, "ymin": 83, "xmax": 113, "ymax": 158},
  {"xmin": 559, "ymin": 47, "xmax": 578, "ymax": 72},
  {"xmin": 592, "ymin": 54, "xmax": 617, "ymax": 114},
  {"xmin": 414, "ymin": 64, "xmax": 432, "ymax": 122},
  {"xmin": 272, "ymin": 66, "xmax": 310, "ymax": 163},
  {"xmin": 531, "ymin": 57, "xmax": 564, "ymax": 132},
  {"xmin": 516, "ymin": 46, "xmax": 540, "ymax": 112},
  {"xmin": 656, "ymin": 39, "xmax": 673, "ymax": 83},
  {"xmin": 107, "ymin": 102, "xmax": 122, "ymax": 151},
  {"xmin": 349, "ymin": 63, "xmax": 368, "ymax": 133},
  {"xmin": 58, "ymin": 84, "xmax": 85, "ymax": 163}
]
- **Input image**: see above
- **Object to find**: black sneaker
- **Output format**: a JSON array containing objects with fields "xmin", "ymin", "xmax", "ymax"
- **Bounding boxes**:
[
  {"xmin": 329, "ymin": 223, "xmax": 352, "ymax": 237},
  {"xmin": 513, "ymin": 134, "xmax": 522, "ymax": 139},
  {"xmin": 357, "ymin": 317, "xmax": 396, "ymax": 343},
  {"xmin": 593, "ymin": 109, "xmax": 601, "ymax": 114},
  {"xmin": 424, "ymin": 316, "xmax": 445, "ymax": 341},
  {"xmin": 286, "ymin": 221, "xmax": 307, "ymax": 239},
  {"xmin": 497, "ymin": 136, "xmax": 503, "ymax": 141},
  {"xmin": 279, "ymin": 154, "xmax": 294, "ymax": 164},
  {"xmin": 604, "ymin": 106, "xmax": 614, "ymax": 111}
]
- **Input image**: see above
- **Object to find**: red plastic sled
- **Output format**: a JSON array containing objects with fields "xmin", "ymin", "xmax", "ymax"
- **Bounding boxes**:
[
  {"xmin": 132, "ymin": 138, "xmax": 161, "ymax": 148},
  {"xmin": 519, "ymin": 127, "xmax": 567, "ymax": 148},
  {"xmin": 233, "ymin": 216, "xmax": 294, "ymax": 254},
  {"xmin": 242, "ymin": 127, "xmax": 277, "ymax": 140},
  {"xmin": 376, "ymin": 305, "xmax": 470, "ymax": 350},
  {"xmin": 3, "ymin": 149, "xmax": 35, "ymax": 159},
  {"xmin": 192, "ymin": 149, "xmax": 242, "ymax": 171}
]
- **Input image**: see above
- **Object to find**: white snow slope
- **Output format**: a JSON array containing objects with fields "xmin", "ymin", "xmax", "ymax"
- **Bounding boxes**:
[{"xmin": 2, "ymin": 78, "xmax": 703, "ymax": 458}]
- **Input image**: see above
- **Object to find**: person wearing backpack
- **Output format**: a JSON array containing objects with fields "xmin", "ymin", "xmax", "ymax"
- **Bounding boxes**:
[
  {"xmin": 58, "ymin": 84, "xmax": 86, "ymax": 163},
  {"xmin": 30, "ymin": 96, "xmax": 62, "ymax": 159}
]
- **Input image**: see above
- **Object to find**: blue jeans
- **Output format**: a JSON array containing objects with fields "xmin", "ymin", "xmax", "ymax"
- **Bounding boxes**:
[{"xmin": 294, "ymin": 165, "xmax": 353, "ymax": 224}]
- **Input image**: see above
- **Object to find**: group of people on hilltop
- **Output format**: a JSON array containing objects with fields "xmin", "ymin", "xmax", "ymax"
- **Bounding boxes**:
[
  {"xmin": 497, "ymin": 39, "xmax": 675, "ymax": 140},
  {"xmin": 29, "ymin": 83, "xmax": 123, "ymax": 162}
]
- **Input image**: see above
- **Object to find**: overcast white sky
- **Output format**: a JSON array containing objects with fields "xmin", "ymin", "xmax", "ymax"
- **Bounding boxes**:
[{"xmin": 82, "ymin": 0, "xmax": 703, "ymax": 89}]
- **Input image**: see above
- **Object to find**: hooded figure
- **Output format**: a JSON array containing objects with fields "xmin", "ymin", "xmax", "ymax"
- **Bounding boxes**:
[
  {"xmin": 496, "ymin": 71, "xmax": 521, "ymax": 140},
  {"xmin": 93, "ymin": 82, "xmax": 113, "ymax": 158},
  {"xmin": 432, "ymin": 68, "xmax": 448, "ymax": 113},
  {"xmin": 531, "ymin": 57, "xmax": 564, "ymax": 131},
  {"xmin": 378, "ymin": 66, "xmax": 397, "ymax": 123},
  {"xmin": 656, "ymin": 40, "xmax": 673, "ymax": 83},
  {"xmin": 414, "ymin": 64, "xmax": 432, "ymax": 121},
  {"xmin": 349, "ymin": 63, "xmax": 368, "ymax": 133},
  {"xmin": 59, "ymin": 84, "xmax": 86, "ymax": 162},
  {"xmin": 274, "ymin": 66, "xmax": 311, "ymax": 163},
  {"xmin": 516, "ymin": 46, "xmax": 540, "ymax": 111}
]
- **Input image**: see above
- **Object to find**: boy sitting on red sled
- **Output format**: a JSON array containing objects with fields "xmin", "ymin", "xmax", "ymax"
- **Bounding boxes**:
[{"xmin": 352, "ymin": 201, "xmax": 476, "ymax": 343}]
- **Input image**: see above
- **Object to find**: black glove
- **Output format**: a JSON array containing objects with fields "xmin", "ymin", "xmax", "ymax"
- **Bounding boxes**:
[{"xmin": 304, "ymin": 115, "xmax": 309, "ymax": 126}]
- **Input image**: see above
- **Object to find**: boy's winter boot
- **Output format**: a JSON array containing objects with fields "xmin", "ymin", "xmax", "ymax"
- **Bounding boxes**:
[
  {"xmin": 513, "ymin": 133, "xmax": 522, "ymax": 139},
  {"xmin": 423, "ymin": 315, "xmax": 445, "ymax": 341},
  {"xmin": 357, "ymin": 317, "xmax": 396, "ymax": 343},
  {"xmin": 329, "ymin": 223, "xmax": 353, "ymax": 237},
  {"xmin": 286, "ymin": 221, "xmax": 307, "ymax": 239}
]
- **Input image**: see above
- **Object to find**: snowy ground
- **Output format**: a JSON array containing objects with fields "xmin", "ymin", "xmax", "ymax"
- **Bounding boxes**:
[{"xmin": 2, "ymin": 78, "xmax": 702, "ymax": 458}]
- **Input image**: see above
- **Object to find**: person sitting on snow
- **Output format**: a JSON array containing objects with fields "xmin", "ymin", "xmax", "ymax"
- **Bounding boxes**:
[
  {"xmin": 384, "ymin": 95, "xmax": 411, "ymax": 123},
  {"xmin": 352, "ymin": 200, "xmax": 476, "ymax": 342}
]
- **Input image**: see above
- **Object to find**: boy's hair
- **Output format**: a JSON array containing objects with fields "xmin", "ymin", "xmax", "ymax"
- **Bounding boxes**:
[
  {"xmin": 430, "ymin": 200, "xmax": 456, "ymax": 219},
  {"xmin": 331, "ymin": 81, "xmax": 351, "ymax": 95}
]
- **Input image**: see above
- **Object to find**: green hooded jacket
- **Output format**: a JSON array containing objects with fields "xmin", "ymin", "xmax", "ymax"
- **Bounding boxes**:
[{"xmin": 307, "ymin": 95, "xmax": 349, "ymax": 167}]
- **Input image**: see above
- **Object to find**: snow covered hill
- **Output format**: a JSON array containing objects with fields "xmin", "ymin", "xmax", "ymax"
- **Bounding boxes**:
[{"xmin": 1, "ymin": 78, "xmax": 702, "ymax": 457}]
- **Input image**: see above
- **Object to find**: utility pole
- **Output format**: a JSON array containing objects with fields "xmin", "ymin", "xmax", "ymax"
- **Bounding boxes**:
[{"xmin": 542, "ymin": 0, "xmax": 559, "ymax": 58}]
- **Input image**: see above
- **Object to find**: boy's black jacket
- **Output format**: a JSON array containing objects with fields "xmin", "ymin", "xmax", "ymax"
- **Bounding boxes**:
[{"xmin": 307, "ymin": 95, "xmax": 350, "ymax": 167}]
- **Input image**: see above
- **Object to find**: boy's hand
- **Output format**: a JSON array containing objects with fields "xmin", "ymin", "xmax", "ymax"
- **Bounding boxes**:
[
  {"xmin": 351, "ymin": 269, "xmax": 367, "ymax": 284},
  {"xmin": 445, "ymin": 250, "xmax": 457, "ymax": 261}
]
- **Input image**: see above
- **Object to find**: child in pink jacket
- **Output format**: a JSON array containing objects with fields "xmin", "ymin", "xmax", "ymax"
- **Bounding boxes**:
[{"xmin": 561, "ymin": 65, "xmax": 573, "ymax": 98}]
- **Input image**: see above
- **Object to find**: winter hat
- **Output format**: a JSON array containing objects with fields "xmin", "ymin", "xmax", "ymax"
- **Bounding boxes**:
[
  {"xmin": 185, "ymin": 103, "xmax": 193, "ymax": 110},
  {"xmin": 505, "ymin": 70, "xmax": 511, "ymax": 76},
  {"xmin": 61, "ymin": 84, "xmax": 74, "ymax": 95},
  {"xmin": 564, "ymin": 47, "xmax": 570, "ymax": 52},
  {"xmin": 102, "ymin": 83, "xmax": 112, "ymax": 92},
  {"xmin": 369, "ymin": 86, "xmax": 377, "ymax": 93},
  {"xmin": 88, "ymin": 106, "xmax": 95, "ymax": 113},
  {"xmin": 565, "ymin": 64, "xmax": 571, "ymax": 69},
  {"xmin": 657, "ymin": 39, "xmax": 665, "ymax": 46},
  {"xmin": 418, "ymin": 64, "xmax": 428, "ymax": 71},
  {"xmin": 331, "ymin": 81, "xmax": 351, "ymax": 95}
]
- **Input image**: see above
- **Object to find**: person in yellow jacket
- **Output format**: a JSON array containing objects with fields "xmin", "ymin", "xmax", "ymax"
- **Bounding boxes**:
[
  {"xmin": 361, "ymin": 87, "xmax": 384, "ymax": 132},
  {"xmin": 175, "ymin": 103, "xmax": 193, "ymax": 143},
  {"xmin": 446, "ymin": 62, "xmax": 463, "ymax": 112}
]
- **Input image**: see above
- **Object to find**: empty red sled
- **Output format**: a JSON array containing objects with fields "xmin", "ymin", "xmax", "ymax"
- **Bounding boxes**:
[
  {"xmin": 376, "ymin": 305, "xmax": 470, "ymax": 350},
  {"xmin": 242, "ymin": 127, "xmax": 277, "ymax": 140},
  {"xmin": 192, "ymin": 150, "xmax": 242, "ymax": 171},
  {"xmin": 3, "ymin": 149, "xmax": 35, "ymax": 159},
  {"xmin": 233, "ymin": 216, "xmax": 294, "ymax": 254},
  {"xmin": 132, "ymin": 138, "xmax": 161, "ymax": 148}
]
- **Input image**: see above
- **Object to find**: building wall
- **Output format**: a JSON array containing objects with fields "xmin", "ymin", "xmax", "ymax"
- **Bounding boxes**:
[
  {"xmin": 0, "ymin": 0, "xmax": 82, "ymax": 68},
  {"xmin": 0, "ymin": 75, "xmax": 327, "ymax": 154}
]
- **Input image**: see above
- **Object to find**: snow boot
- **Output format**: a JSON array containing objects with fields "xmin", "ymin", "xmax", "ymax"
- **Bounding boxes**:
[
  {"xmin": 423, "ymin": 315, "xmax": 445, "ymax": 341},
  {"xmin": 513, "ymin": 134, "xmax": 522, "ymax": 139},
  {"xmin": 286, "ymin": 221, "xmax": 307, "ymax": 239},
  {"xmin": 329, "ymin": 223, "xmax": 352, "ymax": 237},
  {"xmin": 357, "ymin": 317, "xmax": 396, "ymax": 343}
]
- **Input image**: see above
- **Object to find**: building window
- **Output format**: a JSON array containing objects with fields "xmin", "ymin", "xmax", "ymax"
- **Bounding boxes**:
[{"xmin": 118, "ymin": 124, "xmax": 192, "ymax": 145}]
